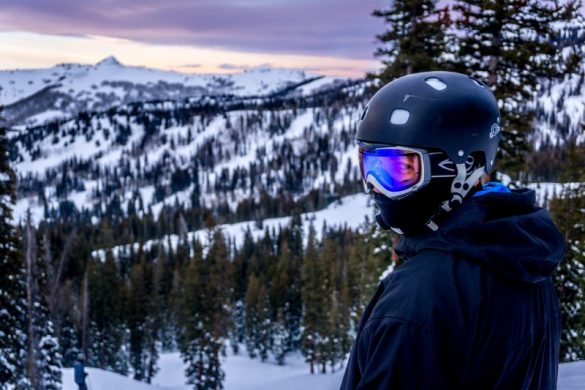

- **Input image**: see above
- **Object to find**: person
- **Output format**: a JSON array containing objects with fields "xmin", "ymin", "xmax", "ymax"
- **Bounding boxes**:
[
  {"xmin": 340, "ymin": 71, "xmax": 565, "ymax": 389},
  {"xmin": 73, "ymin": 353, "xmax": 88, "ymax": 390}
]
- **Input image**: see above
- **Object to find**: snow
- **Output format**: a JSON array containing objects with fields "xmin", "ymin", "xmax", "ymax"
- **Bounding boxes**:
[
  {"xmin": 61, "ymin": 352, "xmax": 585, "ymax": 390},
  {"xmin": 12, "ymin": 196, "xmax": 45, "ymax": 225},
  {"xmin": 25, "ymin": 109, "xmax": 68, "ymax": 127},
  {"xmin": 558, "ymin": 361, "xmax": 585, "ymax": 390},
  {"xmin": 295, "ymin": 77, "xmax": 343, "ymax": 95},
  {"xmin": 62, "ymin": 367, "xmax": 167, "ymax": 390},
  {"xmin": 62, "ymin": 351, "xmax": 344, "ymax": 390}
]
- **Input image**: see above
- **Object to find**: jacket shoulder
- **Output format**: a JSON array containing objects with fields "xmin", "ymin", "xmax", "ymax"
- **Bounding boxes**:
[{"xmin": 369, "ymin": 249, "xmax": 482, "ymax": 336}]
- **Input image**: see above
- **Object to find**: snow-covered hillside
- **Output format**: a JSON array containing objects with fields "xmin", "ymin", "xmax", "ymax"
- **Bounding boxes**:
[
  {"xmin": 61, "ymin": 351, "xmax": 585, "ymax": 390},
  {"xmin": 11, "ymin": 81, "xmax": 367, "ymax": 227},
  {"xmin": 92, "ymin": 193, "xmax": 374, "ymax": 260},
  {"xmin": 0, "ymin": 56, "xmax": 341, "ymax": 127}
]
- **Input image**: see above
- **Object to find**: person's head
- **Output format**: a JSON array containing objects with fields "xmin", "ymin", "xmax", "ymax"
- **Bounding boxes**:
[
  {"xmin": 357, "ymin": 71, "xmax": 500, "ymax": 235},
  {"xmin": 77, "ymin": 353, "xmax": 85, "ymax": 363}
]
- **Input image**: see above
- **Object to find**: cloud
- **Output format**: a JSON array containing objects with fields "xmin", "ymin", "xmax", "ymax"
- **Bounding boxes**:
[
  {"xmin": 0, "ymin": 0, "xmax": 385, "ymax": 60},
  {"xmin": 218, "ymin": 62, "xmax": 274, "ymax": 71},
  {"xmin": 219, "ymin": 63, "xmax": 252, "ymax": 70},
  {"xmin": 180, "ymin": 63, "xmax": 202, "ymax": 68}
]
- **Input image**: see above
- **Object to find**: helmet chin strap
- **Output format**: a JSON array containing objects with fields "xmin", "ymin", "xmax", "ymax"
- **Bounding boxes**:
[{"xmin": 425, "ymin": 163, "xmax": 485, "ymax": 232}]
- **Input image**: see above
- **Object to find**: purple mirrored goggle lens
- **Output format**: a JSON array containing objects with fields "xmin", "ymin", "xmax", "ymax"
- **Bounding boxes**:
[{"xmin": 358, "ymin": 147, "xmax": 422, "ymax": 192}]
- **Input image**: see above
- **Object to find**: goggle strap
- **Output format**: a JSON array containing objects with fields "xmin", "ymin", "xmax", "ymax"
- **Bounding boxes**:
[
  {"xmin": 450, "ymin": 163, "xmax": 468, "ymax": 198},
  {"xmin": 427, "ymin": 165, "xmax": 486, "ymax": 231},
  {"xmin": 426, "ymin": 219, "xmax": 439, "ymax": 231}
]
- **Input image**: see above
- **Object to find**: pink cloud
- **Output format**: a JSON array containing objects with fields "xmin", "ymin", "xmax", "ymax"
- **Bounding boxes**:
[{"xmin": 0, "ymin": 0, "xmax": 386, "ymax": 59}]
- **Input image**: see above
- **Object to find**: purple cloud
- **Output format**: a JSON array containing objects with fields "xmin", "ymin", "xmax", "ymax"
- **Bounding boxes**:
[
  {"xmin": 219, "ymin": 63, "xmax": 252, "ymax": 70},
  {"xmin": 180, "ymin": 63, "xmax": 202, "ymax": 68},
  {"xmin": 0, "ymin": 0, "xmax": 386, "ymax": 59}
]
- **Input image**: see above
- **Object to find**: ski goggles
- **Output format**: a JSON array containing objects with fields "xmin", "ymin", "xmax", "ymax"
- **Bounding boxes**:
[{"xmin": 358, "ymin": 143, "xmax": 462, "ymax": 199}]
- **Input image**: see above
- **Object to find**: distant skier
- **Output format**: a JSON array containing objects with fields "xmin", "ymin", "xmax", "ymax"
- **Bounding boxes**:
[
  {"xmin": 341, "ymin": 71, "xmax": 565, "ymax": 388},
  {"xmin": 73, "ymin": 353, "xmax": 88, "ymax": 390}
]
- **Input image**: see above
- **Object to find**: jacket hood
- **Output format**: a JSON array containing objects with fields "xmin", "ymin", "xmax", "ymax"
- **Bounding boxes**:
[{"xmin": 396, "ymin": 188, "xmax": 566, "ymax": 283}]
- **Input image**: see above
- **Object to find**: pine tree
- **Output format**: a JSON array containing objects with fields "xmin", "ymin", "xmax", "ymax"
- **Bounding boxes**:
[
  {"xmin": 207, "ymin": 229, "xmax": 232, "ymax": 346},
  {"xmin": 178, "ymin": 238, "xmax": 225, "ymax": 389},
  {"xmin": 23, "ymin": 216, "xmax": 63, "ymax": 389},
  {"xmin": 232, "ymin": 228, "xmax": 254, "ymax": 354},
  {"xmin": 322, "ymin": 233, "xmax": 352, "ymax": 372},
  {"xmin": 319, "ymin": 236, "xmax": 336, "ymax": 373},
  {"xmin": 183, "ymin": 329, "xmax": 224, "ymax": 390},
  {"xmin": 37, "ymin": 333, "xmax": 62, "ymax": 390},
  {"xmin": 256, "ymin": 284, "xmax": 272, "ymax": 362},
  {"xmin": 269, "ymin": 240, "xmax": 293, "ymax": 363},
  {"xmin": 244, "ymin": 274, "xmax": 261, "ymax": 359},
  {"xmin": 549, "ymin": 139, "xmax": 585, "ymax": 361},
  {"xmin": 59, "ymin": 316, "xmax": 79, "ymax": 367},
  {"xmin": 87, "ymin": 253, "xmax": 129, "ymax": 374},
  {"xmin": 450, "ymin": 0, "xmax": 582, "ymax": 172},
  {"xmin": 271, "ymin": 308, "xmax": 289, "ymax": 365},
  {"xmin": 347, "ymin": 218, "xmax": 394, "ymax": 331},
  {"xmin": 285, "ymin": 214, "xmax": 303, "ymax": 351},
  {"xmin": 300, "ymin": 224, "xmax": 326, "ymax": 374},
  {"xmin": 155, "ymin": 245, "xmax": 178, "ymax": 354},
  {"xmin": 0, "ymin": 120, "xmax": 30, "ymax": 389},
  {"xmin": 128, "ymin": 259, "xmax": 159, "ymax": 383},
  {"xmin": 371, "ymin": 0, "xmax": 449, "ymax": 84},
  {"xmin": 178, "ymin": 240, "xmax": 206, "ymax": 387}
]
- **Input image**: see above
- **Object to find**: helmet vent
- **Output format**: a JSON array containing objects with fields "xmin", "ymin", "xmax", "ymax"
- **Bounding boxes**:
[
  {"xmin": 390, "ymin": 109, "xmax": 410, "ymax": 125},
  {"xmin": 469, "ymin": 77, "xmax": 486, "ymax": 88},
  {"xmin": 360, "ymin": 106, "xmax": 368, "ymax": 121},
  {"xmin": 425, "ymin": 77, "xmax": 447, "ymax": 91}
]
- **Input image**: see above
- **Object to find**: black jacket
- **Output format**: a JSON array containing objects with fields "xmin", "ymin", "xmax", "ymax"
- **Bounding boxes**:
[{"xmin": 340, "ymin": 188, "xmax": 565, "ymax": 389}]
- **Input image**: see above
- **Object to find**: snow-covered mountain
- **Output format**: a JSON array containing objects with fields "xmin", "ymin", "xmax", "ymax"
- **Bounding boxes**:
[
  {"xmin": 3, "ymin": 54, "xmax": 583, "ymax": 232},
  {"xmin": 0, "ymin": 56, "xmax": 344, "ymax": 127},
  {"xmin": 10, "ymin": 78, "xmax": 366, "ymax": 228}
]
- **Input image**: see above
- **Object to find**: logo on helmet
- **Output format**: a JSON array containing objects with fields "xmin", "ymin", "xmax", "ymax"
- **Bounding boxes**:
[{"xmin": 489, "ymin": 123, "xmax": 500, "ymax": 139}]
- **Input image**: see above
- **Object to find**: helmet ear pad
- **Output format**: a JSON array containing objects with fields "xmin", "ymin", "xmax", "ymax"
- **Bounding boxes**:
[{"xmin": 373, "ymin": 177, "xmax": 453, "ymax": 236}]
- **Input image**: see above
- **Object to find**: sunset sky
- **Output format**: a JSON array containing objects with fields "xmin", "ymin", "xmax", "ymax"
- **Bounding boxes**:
[{"xmin": 0, "ymin": 0, "xmax": 387, "ymax": 77}]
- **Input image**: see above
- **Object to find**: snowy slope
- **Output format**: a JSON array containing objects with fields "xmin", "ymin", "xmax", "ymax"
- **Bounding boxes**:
[
  {"xmin": 154, "ymin": 351, "xmax": 344, "ymax": 390},
  {"xmin": 61, "ymin": 350, "xmax": 345, "ymax": 390},
  {"xmin": 293, "ymin": 76, "xmax": 345, "ymax": 96},
  {"xmin": 62, "ymin": 367, "xmax": 167, "ymax": 390},
  {"xmin": 61, "ymin": 352, "xmax": 585, "ymax": 390},
  {"xmin": 92, "ymin": 193, "xmax": 374, "ymax": 260},
  {"xmin": 0, "ymin": 57, "xmax": 320, "ymax": 126}
]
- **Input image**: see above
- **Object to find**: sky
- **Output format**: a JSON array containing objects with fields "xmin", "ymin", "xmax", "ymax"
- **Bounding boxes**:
[{"xmin": 0, "ymin": 0, "xmax": 387, "ymax": 77}]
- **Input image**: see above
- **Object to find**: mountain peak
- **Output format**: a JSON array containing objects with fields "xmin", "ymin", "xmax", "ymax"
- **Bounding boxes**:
[{"xmin": 96, "ymin": 56, "xmax": 123, "ymax": 67}]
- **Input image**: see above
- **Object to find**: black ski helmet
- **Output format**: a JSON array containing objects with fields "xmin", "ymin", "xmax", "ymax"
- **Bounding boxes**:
[{"xmin": 357, "ymin": 71, "xmax": 501, "ymax": 234}]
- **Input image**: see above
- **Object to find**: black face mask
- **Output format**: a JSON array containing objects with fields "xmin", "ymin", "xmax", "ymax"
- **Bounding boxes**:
[{"xmin": 373, "ymin": 178, "xmax": 452, "ymax": 236}]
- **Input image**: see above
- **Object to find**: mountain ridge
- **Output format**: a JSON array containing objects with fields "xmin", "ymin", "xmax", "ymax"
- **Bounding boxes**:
[{"xmin": 0, "ymin": 56, "xmax": 345, "ymax": 128}]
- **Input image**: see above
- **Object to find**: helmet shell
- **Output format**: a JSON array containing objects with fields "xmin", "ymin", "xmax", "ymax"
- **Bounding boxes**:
[{"xmin": 357, "ymin": 71, "xmax": 500, "ymax": 172}]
